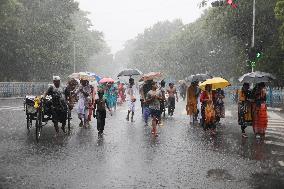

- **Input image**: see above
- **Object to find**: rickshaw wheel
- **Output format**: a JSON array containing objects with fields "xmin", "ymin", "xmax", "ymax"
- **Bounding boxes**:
[
  {"xmin": 35, "ymin": 109, "xmax": 43, "ymax": 142},
  {"xmin": 26, "ymin": 114, "xmax": 32, "ymax": 131}
]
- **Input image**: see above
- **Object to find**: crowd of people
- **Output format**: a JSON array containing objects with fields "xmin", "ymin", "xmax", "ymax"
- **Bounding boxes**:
[{"xmin": 43, "ymin": 75, "xmax": 268, "ymax": 139}]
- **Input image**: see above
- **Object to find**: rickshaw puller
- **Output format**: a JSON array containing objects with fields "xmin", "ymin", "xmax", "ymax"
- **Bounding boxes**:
[{"xmin": 44, "ymin": 76, "xmax": 68, "ymax": 134}]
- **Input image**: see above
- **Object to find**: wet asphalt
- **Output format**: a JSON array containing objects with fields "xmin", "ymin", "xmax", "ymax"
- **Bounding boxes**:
[{"xmin": 0, "ymin": 99, "xmax": 283, "ymax": 189}]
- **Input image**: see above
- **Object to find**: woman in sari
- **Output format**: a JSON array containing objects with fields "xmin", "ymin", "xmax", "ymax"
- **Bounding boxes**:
[
  {"xmin": 252, "ymin": 82, "xmax": 268, "ymax": 139},
  {"xmin": 200, "ymin": 84, "xmax": 216, "ymax": 135},
  {"xmin": 214, "ymin": 88, "xmax": 225, "ymax": 124},
  {"xmin": 238, "ymin": 83, "xmax": 253, "ymax": 138},
  {"xmin": 104, "ymin": 83, "xmax": 117, "ymax": 111},
  {"xmin": 186, "ymin": 81, "xmax": 198, "ymax": 124}
]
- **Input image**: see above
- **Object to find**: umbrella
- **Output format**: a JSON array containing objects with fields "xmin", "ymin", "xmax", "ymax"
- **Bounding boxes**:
[
  {"xmin": 185, "ymin": 73, "xmax": 212, "ymax": 83},
  {"xmin": 99, "ymin": 77, "xmax": 115, "ymax": 84},
  {"xmin": 117, "ymin": 69, "xmax": 143, "ymax": 77},
  {"xmin": 140, "ymin": 72, "xmax": 162, "ymax": 81},
  {"xmin": 199, "ymin": 77, "xmax": 231, "ymax": 91},
  {"xmin": 68, "ymin": 72, "xmax": 95, "ymax": 81},
  {"xmin": 238, "ymin": 71, "xmax": 276, "ymax": 83},
  {"xmin": 86, "ymin": 72, "xmax": 102, "ymax": 82}
]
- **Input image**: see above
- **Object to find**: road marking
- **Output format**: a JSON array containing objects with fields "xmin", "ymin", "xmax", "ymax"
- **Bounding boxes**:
[
  {"xmin": 265, "ymin": 131, "xmax": 284, "ymax": 137},
  {"xmin": 0, "ymin": 106, "xmax": 23, "ymax": 111},
  {"xmin": 266, "ymin": 135, "xmax": 284, "ymax": 141},
  {"xmin": 267, "ymin": 128, "xmax": 284, "ymax": 132},
  {"xmin": 268, "ymin": 111, "xmax": 283, "ymax": 120},
  {"xmin": 225, "ymin": 110, "xmax": 232, "ymax": 117},
  {"xmin": 278, "ymin": 161, "xmax": 284, "ymax": 167},
  {"xmin": 265, "ymin": 140, "xmax": 284, "ymax": 147}
]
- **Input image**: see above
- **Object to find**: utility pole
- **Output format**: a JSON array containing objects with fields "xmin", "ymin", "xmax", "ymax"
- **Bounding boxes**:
[
  {"xmin": 73, "ymin": 41, "xmax": 76, "ymax": 73},
  {"xmin": 251, "ymin": 0, "xmax": 256, "ymax": 72}
]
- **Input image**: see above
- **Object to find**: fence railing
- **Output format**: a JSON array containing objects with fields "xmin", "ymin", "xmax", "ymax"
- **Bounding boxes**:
[
  {"xmin": 0, "ymin": 82, "xmax": 49, "ymax": 98},
  {"xmin": 224, "ymin": 86, "xmax": 284, "ymax": 108}
]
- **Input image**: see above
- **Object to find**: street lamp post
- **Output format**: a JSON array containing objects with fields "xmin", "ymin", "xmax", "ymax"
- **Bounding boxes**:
[
  {"xmin": 251, "ymin": 0, "xmax": 256, "ymax": 72},
  {"xmin": 73, "ymin": 41, "xmax": 76, "ymax": 73}
]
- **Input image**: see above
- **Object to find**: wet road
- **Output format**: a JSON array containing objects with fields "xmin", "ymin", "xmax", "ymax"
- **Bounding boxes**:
[{"xmin": 0, "ymin": 99, "xmax": 284, "ymax": 189}]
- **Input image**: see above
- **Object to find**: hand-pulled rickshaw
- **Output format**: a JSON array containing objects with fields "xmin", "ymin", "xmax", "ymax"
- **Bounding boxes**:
[{"xmin": 24, "ymin": 94, "xmax": 72, "ymax": 142}]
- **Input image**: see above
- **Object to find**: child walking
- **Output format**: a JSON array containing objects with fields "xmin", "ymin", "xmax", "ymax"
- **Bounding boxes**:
[
  {"xmin": 126, "ymin": 78, "xmax": 136, "ymax": 122},
  {"xmin": 93, "ymin": 90, "xmax": 111, "ymax": 136}
]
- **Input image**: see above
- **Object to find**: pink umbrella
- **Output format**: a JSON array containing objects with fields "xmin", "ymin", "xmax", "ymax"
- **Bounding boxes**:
[
  {"xmin": 139, "ymin": 72, "xmax": 162, "ymax": 81},
  {"xmin": 99, "ymin": 77, "xmax": 115, "ymax": 84}
]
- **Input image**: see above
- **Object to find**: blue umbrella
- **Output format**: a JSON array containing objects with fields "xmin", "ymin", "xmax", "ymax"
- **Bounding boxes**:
[{"xmin": 86, "ymin": 72, "xmax": 102, "ymax": 82}]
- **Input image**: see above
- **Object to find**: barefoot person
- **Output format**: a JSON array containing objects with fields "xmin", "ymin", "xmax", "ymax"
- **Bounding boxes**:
[
  {"xmin": 146, "ymin": 82, "xmax": 163, "ymax": 136},
  {"xmin": 238, "ymin": 83, "xmax": 253, "ymax": 138},
  {"xmin": 167, "ymin": 83, "xmax": 178, "ymax": 116},
  {"xmin": 186, "ymin": 81, "xmax": 198, "ymax": 124},
  {"xmin": 76, "ymin": 79, "xmax": 91, "ymax": 128},
  {"xmin": 200, "ymin": 84, "xmax": 216, "ymax": 135},
  {"xmin": 126, "ymin": 78, "xmax": 136, "ymax": 122},
  {"xmin": 44, "ymin": 76, "xmax": 68, "ymax": 134},
  {"xmin": 252, "ymin": 82, "xmax": 268, "ymax": 139},
  {"xmin": 93, "ymin": 90, "xmax": 111, "ymax": 136}
]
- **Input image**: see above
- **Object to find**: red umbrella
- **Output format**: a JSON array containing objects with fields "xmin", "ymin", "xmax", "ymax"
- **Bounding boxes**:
[{"xmin": 99, "ymin": 77, "xmax": 115, "ymax": 84}]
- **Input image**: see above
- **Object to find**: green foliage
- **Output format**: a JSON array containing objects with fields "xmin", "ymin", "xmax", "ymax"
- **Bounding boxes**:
[
  {"xmin": 0, "ymin": 0, "xmax": 108, "ymax": 81},
  {"xmin": 115, "ymin": 0, "xmax": 284, "ymax": 83}
]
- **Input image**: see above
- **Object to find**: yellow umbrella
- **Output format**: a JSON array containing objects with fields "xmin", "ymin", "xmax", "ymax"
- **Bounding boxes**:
[{"xmin": 199, "ymin": 77, "xmax": 230, "ymax": 91}]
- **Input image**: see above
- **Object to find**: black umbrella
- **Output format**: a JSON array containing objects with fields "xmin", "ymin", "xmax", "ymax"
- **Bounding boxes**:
[
  {"xmin": 117, "ymin": 69, "xmax": 143, "ymax": 77},
  {"xmin": 238, "ymin": 71, "xmax": 276, "ymax": 83},
  {"xmin": 185, "ymin": 73, "xmax": 212, "ymax": 83}
]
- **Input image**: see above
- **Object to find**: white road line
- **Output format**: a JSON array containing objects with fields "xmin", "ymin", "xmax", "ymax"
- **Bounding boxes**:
[
  {"xmin": 266, "ymin": 135, "xmax": 284, "ymax": 141},
  {"xmin": 268, "ymin": 122, "xmax": 284, "ymax": 126},
  {"xmin": 265, "ymin": 130, "xmax": 284, "ymax": 136},
  {"xmin": 278, "ymin": 161, "xmax": 284, "ymax": 167},
  {"xmin": 268, "ymin": 125, "xmax": 284, "ymax": 128},
  {"xmin": 268, "ymin": 111, "xmax": 283, "ymax": 120},
  {"xmin": 225, "ymin": 110, "xmax": 232, "ymax": 117},
  {"xmin": 265, "ymin": 140, "xmax": 284, "ymax": 147},
  {"xmin": 267, "ymin": 128, "xmax": 284, "ymax": 132},
  {"xmin": 0, "ymin": 106, "xmax": 23, "ymax": 111}
]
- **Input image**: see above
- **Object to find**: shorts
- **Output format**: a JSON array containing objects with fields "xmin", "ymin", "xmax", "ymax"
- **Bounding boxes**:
[
  {"xmin": 127, "ymin": 100, "xmax": 135, "ymax": 112},
  {"xmin": 150, "ymin": 109, "xmax": 161, "ymax": 118}
]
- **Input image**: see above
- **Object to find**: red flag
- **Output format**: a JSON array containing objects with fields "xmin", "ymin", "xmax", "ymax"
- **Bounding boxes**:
[{"xmin": 227, "ymin": 0, "xmax": 237, "ymax": 8}]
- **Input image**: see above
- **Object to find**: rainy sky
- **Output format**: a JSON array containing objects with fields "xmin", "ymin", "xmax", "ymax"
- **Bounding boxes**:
[{"xmin": 76, "ymin": 0, "xmax": 204, "ymax": 53}]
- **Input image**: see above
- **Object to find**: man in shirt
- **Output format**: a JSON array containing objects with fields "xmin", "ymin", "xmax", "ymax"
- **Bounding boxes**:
[
  {"xmin": 167, "ymin": 83, "xmax": 179, "ymax": 116},
  {"xmin": 146, "ymin": 82, "xmax": 163, "ymax": 136},
  {"xmin": 44, "ymin": 76, "xmax": 68, "ymax": 134}
]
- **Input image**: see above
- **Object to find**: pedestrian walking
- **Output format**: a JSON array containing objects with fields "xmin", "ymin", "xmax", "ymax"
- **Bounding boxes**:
[
  {"xmin": 186, "ymin": 81, "xmax": 198, "ymax": 124},
  {"xmin": 104, "ymin": 83, "xmax": 117, "ymax": 111},
  {"xmin": 238, "ymin": 83, "xmax": 253, "ymax": 138},
  {"xmin": 179, "ymin": 82, "xmax": 187, "ymax": 101},
  {"xmin": 126, "ymin": 78, "xmax": 136, "ymax": 122},
  {"xmin": 146, "ymin": 82, "xmax": 163, "ymax": 136},
  {"xmin": 200, "ymin": 84, "xmax": 216, "ymax": 135},
  {"xmin": 159, "ymin": 80, "xmax": 166, "ymax": 121},
  {"xmin": 252, "ymin": 82, "xmax": 268, "ymax": 139},
  {"xmin": 44, "ymin": 76, "xmax": 68, "ymax": 134},
  {"xmin": 167, "ymin": 83, "xmax": 178, "ymax": 116},
  {"xmin": 214, "ymin": 88, "xmax": 225, "ymax": 124},
  {"xmin": 141, "ymin": 80, "xmax": 153, "ymax": 125},
  {"xmin": 93, "ymin": 90, "xmax": 111, "ymax": 136},
  {"xmin": 76, "ymin": 79, "xmax": 92, "ymax": 128}
]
